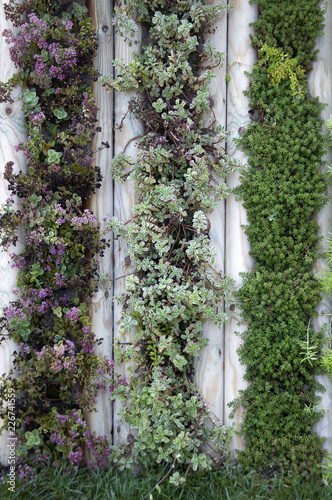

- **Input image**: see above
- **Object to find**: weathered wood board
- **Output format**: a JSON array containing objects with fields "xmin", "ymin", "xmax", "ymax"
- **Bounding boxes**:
[
  {"xmin": 308, "ymin": 0, "xmax": 332, "ymax": 454},
  {"xmin": 112, "ymin": 18, "xmax": 142, "ymax": 448},
  {"xmin": 194, "ymin": 0, "xmax": 227, "ymax": 428},
  {"xmin": 224, "ymin": 0, "xmax": 258, "ymax": 451},
  {"xmin": 0, "ymin": 0, "xmax": 27, "ymax": 464},
  {"xmin": 86, "ymin": 0, "xmax": 114, "ymax": 441}
]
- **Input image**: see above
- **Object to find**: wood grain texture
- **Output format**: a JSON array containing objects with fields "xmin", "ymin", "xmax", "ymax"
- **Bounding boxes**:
[
  {"xmin": 194, "ymin": 0, "xmax": 227, "ymax": 424},
  {"xmin": 224, "ymin": 0, "xmax": 258, "ymax": 451},
  {"xmin": 0, "ymin": 0, "xmax": 27, "ymax": 465},
  {"xmin": 86, "ymin": 0, "xmax": 114, "ymax": 441},
  {"xmin": 113, "ymin": 21, "xmax": 142, "ymax": 447},
  {"xmin": 307, "ymin": 0, "xmax": 332, "ymax": 453}
]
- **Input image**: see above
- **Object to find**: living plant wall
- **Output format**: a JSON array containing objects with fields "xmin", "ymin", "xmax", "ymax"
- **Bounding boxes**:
[
  {"xmin": 1, "ymin": 0, "xmax": 329, "ymax": 487},
  {"xmin": 230, "ymin": 0, "xmax": 328, "ymax": 481},
  {"xmin": 0, "ymin": 0, "xmax": 237, "ymax": 485}
]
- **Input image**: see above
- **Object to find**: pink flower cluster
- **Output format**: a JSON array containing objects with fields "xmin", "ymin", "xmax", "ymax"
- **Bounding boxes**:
[
  {"xmin": 80, "ymin": 325, "xmax": 95, "ymax": 354},
  {"xmin": 66, "ymin": 307, "xmax": 80, "ymax": 322},
  {"xmin": 37, "ymin": 340, "xmax": 77, "ymax": 375},
  {"xmin": 49, "ymin": 43, "xmax": 77, "ymax": 68},
  {"xmin": 71, "ymin": 210, "xmax": 97, "ymax": 229},
  {"xmin": 3, "ymin": 13, "xmax": 77, "ymax": 88},
  {"xmin": 30, "ymin": 111, "xmax": 45, "ymax": 126},
  {"xmin": 3, "ymin": 13, "xmax": 47, "ymax": 67}
]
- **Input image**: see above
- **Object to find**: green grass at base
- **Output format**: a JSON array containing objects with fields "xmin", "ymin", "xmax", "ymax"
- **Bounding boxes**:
[{"xmin": 1, "ymin": 465, "xmax": 332, "ymax": 500}]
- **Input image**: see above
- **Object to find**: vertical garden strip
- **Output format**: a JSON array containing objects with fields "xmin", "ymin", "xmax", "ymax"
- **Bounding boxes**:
[
  {"xmin": 100, "ymin": 0, "xmax": 237, "ymax": 482},
  {"xmin": 0, "ymin": 0, "xmax": 120, "ymax": 473},
  {"xmin": 230, "ymin": 0, "xmax": 328, "ymax": 480}
]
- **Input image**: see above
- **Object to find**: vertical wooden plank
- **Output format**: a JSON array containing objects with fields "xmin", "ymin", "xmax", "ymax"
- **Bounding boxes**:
[
  {"xmin": 224, "ymin": 0, "xmax": 258, "ymax": 451},
  {"xmin": 194, "ymin": 1, "xmax": 227, "ymax": 423},
  {"xmin": 307, "ymin": 0, "xmax": 332, "ymax": 454},
  {"xmin": 0, "ymin": 1, "xmax": 27, "ymax": 464},
  {"xmin": 86, "ymin": 0, "xmax": 114, "ymax": 440},
  {"xmin": 113, "ymin": 19, "xmax": 142, "ymax": 447}
]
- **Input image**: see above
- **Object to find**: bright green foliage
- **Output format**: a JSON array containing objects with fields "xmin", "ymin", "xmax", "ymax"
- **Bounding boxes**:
[
  {"xmin": 101, "ymin": 0, "xmax": 237, "ymax": 484},
  {"xmin": 2, "ymin": 462, "xmax": 332, "ymax": 500},
  {"xmin": 249, "ymin": 0, "xmax": 325, "ymax": 70},
  {"xmin": 257, "ymin": 45, "xmax": 305, "ymax": 100},
  {"xmin": 321, "ymin": 347, "xmax": 332, "ymax": 379},
  {"xmin": 230, "ymin": 0, "xmax": 328, "ymax": 481}
]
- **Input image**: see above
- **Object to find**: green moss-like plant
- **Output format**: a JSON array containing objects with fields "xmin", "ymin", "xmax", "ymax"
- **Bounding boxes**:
[{"xmin": 230, "ymin": 0, "xmax": 328, "ymax": 481}]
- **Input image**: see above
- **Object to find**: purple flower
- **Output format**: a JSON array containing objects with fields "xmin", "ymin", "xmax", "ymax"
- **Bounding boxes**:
[
  {"xmin": 66, "ymin": 307, "xmax": 80, "ymax": 322},
  {"xmin": 58, "ymin": 245, "xmax": 66, "ymax": 256},
  {"xmin": 50, "ymin": 433, "xmax": 64, "ymax": 445},
  {"xmin": 38, "ymin": 301, "xmax": 49, "ymax": 314},
  {"xmin": 68, "ymin": 450, "xmax": 84, "ymax": 466},
  {"xmin": 31, "ymin": 111, "xmax": 45, "ymax": 125},
  {"xmin": 54, "ymin": 273, "xmax": 67, "ymax": 287},
  {"xmin": 55, "ymin": 414, "xmax": 69, "ymax": 424},
  {"xmin": 6, "ymin": 306, "xmax": 25, "ymax": 320},
  {"xmin": 32, "ymin": 56, "xmax": 51, "ymax": 88},
  {"xmin": 65, "ymin": 339, "xmax": 75, "ymax": 350},
  {"xmin": 62, "ymin": 20, "xmax": 73, "ymax": 30},
  {"xmin": 38, "ymin": 289, "xmax": 49, "ymax": 300},
  {"xmin": 49, "ymin": 65, "xmax": 64, "ymax": 80}
]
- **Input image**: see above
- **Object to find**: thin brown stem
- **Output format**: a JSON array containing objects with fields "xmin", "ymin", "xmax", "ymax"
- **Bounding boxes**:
[
  {"xmin": 110, "ymin": 272, "xmax": 134, "ymax": 282},
  {"xmin": 123, "ymin": 134, "xmax": 145, "ymax": 154},
  {"xmin": 142, "ymin": 456, "xmax": 177, "ymax": 500}
]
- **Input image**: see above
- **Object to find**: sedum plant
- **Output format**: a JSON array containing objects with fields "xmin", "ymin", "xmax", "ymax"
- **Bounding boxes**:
[
  {"xmin": 230, "ymin": 0, "xmax": 327, "ymax": 481},
  {"xmin": 100, "ymin": 0, "xmax": 237, "ymax": 484}
]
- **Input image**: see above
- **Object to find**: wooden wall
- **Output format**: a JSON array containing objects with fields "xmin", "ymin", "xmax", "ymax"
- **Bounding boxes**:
[
  {"xmin": 309, "ymin": 0, "xmax": 332, "ymax": 454},
  {"xmin": 0, "ymin": 0, "xmax": 331, "ymax": 462}
]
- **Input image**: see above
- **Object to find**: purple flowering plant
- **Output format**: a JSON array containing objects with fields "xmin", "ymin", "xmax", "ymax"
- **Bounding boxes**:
[{"xmin": 0, "ymin": 0, "xmax": 123, "ymax": 472}]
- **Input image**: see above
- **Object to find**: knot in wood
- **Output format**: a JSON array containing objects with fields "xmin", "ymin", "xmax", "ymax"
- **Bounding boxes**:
[{"xmin": 127, "ymin": 433, "xmax": 134, "ymax": 443}]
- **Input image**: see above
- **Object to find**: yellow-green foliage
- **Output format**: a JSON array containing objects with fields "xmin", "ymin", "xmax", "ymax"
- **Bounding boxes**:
[{"xmin": 257, "ymin": 45, "xmax": 305, "ymax": 100}]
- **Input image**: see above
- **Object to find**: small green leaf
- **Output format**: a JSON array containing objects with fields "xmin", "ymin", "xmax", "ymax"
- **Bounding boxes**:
[
  {"xmin": 41, "ymin": 49, "xmax": 49, "ymax": 62},
  {"xmin": 53, "ymin": 307, "xmax": 63, "ymax": 318}
]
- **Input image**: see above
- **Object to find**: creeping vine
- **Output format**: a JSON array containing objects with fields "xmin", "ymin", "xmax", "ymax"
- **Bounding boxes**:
[{"xmin": 100, "ymin": 0, "xmax": 237, "ymax": 484}]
